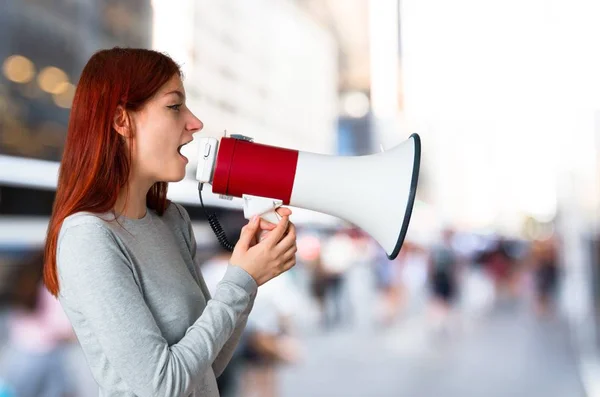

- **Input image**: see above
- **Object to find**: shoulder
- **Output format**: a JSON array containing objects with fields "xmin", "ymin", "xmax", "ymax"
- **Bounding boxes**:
[
  {"xmin": 56, "ymin": 214, "xmax": 142, "ymax": 302},
  {"xmin": 59, "ymin": 211, "xmax": 115, "ymax": 243},
  {"xmin": 161, "ymin": 201, "xmax": 192, "ymax": 230},
  {"xmin": 57, "ymin": 212, "xmax": 126, "ymax": 271},
  {"xmin": 56, "ymin": 213, "xmax": 132, "ymax": 295},
  {"xmin": 58, "ymin": 212, "xmax": 123, "ymax": 259}
]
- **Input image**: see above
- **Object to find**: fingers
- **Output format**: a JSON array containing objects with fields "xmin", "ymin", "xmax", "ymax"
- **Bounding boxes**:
[
  {"xmin": 275, "ymin": 222, "xmax": 296, "ymax": 253},
  {"xmin": 271, "ymin": 254, "xmax": 297, "ymax": 279},
  {"xmin": 263, "ymin": 215, "xmax": 290, "ymax": 247},
  {"xmin": 259, "ymin": 207, "xmax": 291, "ymax": 230},
  {"xmin": 259, "ymin": 218, "xmax": 277, "ymax": 231},
  {"xmin": 235, "ymin": 216, "xmax": 260, "ymax": 251},
  {"xmin": 276, "ymin": 207, "xmax": 292, "ymax": 217},
  {"xmin": 253, "ymin": 207, "xmax": 291, "ymax": 235},
  {"xmin": 281, "ymin": 256, "xmax": 296, "ymax": 272},
  {"xmin": 281, "ymin": 244, "xmax": 297, "ymax": 262}
]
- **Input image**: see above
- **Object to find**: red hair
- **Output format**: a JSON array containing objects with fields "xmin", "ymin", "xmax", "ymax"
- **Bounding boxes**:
[{"xmin": 44, "ymin": 48, "xmax": 181, "ymax": 296}]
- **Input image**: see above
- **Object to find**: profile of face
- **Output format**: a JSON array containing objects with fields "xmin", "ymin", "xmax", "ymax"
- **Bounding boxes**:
[{"xmin": 114, "ymin": 74, "xmax": 203, "ymax": 184}]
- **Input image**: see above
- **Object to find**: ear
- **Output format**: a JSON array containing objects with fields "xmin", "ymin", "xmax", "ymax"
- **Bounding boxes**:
[{"xmin": 113, "ymin": 105, "xmax": 131, "ymax": 138}]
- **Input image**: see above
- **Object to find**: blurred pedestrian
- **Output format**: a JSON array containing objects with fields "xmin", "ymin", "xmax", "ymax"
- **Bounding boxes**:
[
  {"xmin": 374, "ymin": 247, "xmax": 404, "ymax": 326},
  {"xmin": 398, "ymin": 241, "xmax": 429, "ymax": 315},
  {"xmin": 427, "ymin": 228, "xmax": 459, "ymax": 334},
  {"xmin": 318, "ymin": 228, "xmax": 356, "ymax": 328},
  {"xmin": 240, "ymin": 272, "xmax": 303, "ymax": 397},
  {"xmin": 532, "ymin": 236, "xmax": 560, "ymax": 318},
  {"xmin": 0, "ymin": 251, "xmax": 75, "ymax": 397}
]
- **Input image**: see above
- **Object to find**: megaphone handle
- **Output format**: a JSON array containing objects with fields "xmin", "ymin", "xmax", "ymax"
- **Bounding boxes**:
[
  {"xmin": 242, "ymin": 194, "xmax": 284, "ymax": 241},
  {"xmin": 257, "ymin": 210, "xmax": 282, "ymax": 241},
  {"xmin": 259, "ymin": 210, "xmax": 282, "ymax": 225}
]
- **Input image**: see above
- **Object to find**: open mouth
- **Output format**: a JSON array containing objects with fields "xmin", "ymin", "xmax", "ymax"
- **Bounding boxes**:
[{"xmin": 178, "ymin": 141, "xmax": 192, "ymax": 161}]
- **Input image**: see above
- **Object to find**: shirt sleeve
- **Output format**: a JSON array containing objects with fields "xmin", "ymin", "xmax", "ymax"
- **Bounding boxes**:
[
  {"xmin": 57, "ymin": 222, "xmax": 256, "ymax": 397},
  {"xmin": 175, "ymin": 203, "xmax": 257, "ymax": 377}
]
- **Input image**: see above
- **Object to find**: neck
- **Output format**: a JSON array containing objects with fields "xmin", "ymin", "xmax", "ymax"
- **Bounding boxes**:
[{"xmin": 115, "ymin": 174, "xmax": 154, "ymax": 219}]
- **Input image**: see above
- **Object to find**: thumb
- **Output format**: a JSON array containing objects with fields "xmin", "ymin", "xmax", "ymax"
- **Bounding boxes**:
[{"xmin": 236, "ymin": 216, "xmax": 260, "ymax": 250}]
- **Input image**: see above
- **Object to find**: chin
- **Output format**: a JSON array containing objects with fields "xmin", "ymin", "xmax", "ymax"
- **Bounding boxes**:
[{"xmin": 170, "ymin": 172, "xmax": 187, "ymax": 183}]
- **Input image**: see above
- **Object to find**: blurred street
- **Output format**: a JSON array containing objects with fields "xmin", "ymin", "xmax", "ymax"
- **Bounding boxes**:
[
  {"xmin": 280, "ymin": 304, "xmax": 584, "ymax": 397},
  {"xmin": 269, "ymin": 256, "xmax": 585, "ymax": 397}
]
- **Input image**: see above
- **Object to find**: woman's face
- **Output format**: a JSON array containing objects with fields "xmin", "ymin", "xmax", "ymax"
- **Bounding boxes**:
[{"xmin": 128, "ymin": 74, "xmax": 203, "ymax": 184}]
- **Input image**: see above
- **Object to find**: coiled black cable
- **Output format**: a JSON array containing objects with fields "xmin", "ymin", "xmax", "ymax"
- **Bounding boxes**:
[{"xmin": 198, "ymin": 183, "xmax": 235, "ymax": 252}]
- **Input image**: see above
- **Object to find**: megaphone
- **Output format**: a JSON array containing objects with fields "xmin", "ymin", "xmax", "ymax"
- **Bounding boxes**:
[{"xmin": 195, "ymin": 133, "xmax": 421, "ymax": 259}]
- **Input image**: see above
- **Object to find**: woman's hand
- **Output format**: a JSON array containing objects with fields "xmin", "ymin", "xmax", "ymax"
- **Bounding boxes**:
[
  {"xmin": 230, "ymin": 208, "xmax": 297, "ymax": 286},
  {"xmin": 254, "ymin": 207, "xmax": 292, "ymax": 244}
]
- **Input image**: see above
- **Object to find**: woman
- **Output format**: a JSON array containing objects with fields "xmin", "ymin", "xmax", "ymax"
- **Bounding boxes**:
[{"xmin": 43, "ymin": 48, "xmax": 297, "ymax": 397}]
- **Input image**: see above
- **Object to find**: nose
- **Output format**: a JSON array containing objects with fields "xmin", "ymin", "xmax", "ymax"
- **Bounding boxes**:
[{"xmin": 187, "ymin": 111, "xmax": 203, "ymax": 133}]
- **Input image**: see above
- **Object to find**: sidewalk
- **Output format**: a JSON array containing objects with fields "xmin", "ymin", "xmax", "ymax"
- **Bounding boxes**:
[{"xmin": 279, "ymin": 302, "xmax": 585, "ymax": 397}]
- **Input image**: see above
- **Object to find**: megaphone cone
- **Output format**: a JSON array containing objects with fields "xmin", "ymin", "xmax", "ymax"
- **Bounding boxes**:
[
  {"xmin": 290, "ymin": 133, "xmax": 420, "ymax": 259},
  {"xmin": 197, "ymin": 133, "xmax": 421, "ymax": 259}
]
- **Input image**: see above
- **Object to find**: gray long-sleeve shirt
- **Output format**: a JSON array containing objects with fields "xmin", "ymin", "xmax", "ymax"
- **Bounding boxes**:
[{"xmin": 56, "ymin": 202, "xmax": 257, "ymax": 397}]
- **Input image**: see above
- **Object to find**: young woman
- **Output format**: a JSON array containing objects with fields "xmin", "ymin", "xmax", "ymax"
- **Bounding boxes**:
[{"xmin": 43, "ymin": 47, "xmax": 297, "ymax": 397}]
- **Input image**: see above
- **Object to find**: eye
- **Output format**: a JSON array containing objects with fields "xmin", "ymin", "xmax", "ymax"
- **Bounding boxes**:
[{"xmin": 167, "ymin": 104, "xmax": 182, "ymax": 111}]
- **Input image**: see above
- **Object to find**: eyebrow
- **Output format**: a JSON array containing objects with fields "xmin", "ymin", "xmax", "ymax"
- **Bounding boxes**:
[{"xmin": 165, "ymin": 90, "xmax": 185, "ymax": 101}]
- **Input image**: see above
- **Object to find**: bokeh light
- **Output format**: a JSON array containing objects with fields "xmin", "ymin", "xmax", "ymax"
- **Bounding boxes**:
[
  {"xmin": 37, "ymin": 66, "xmax": 69, "ymax": 94},
  {"xmin": 52, "ymin": 83, "xmax": 76, "ymax": 108},
  {"xmin": 2, "ymin": 55, "xmax": 35, "ymax": 84}
]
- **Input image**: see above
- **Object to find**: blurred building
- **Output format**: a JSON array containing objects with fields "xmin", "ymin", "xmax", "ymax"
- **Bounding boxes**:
[
  {"xmin": 300, "ymin": 0, "xmax": 402, "ymax": 156},
  {"xmin": 398, "ymin": 1, "xmax": 600, "ymax": 395},
  {"xmin": 0, "ymin": 0, "xmax": 152, "ymax": 162},
  {"xmin": 0, "ymin": 0, "xmax": 154, "ymax": 253},
  {"xmin": 152, "ymin": 0, "xmax": 340, "ymax": 225},
  {"xmin": 398, "ymin": 0, "xmax": 562, "ymax": 234},
  {"xmin": 552, "ymin": 5, "xmax": 600, "ymax": 394},
  {"xmin": 152, "ymin": 0, "xmax": 337, "ymax": 157}
]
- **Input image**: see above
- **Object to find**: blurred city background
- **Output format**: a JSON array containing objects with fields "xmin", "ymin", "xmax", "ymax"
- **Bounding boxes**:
[{"xmin": 0, "ymin": 0, "xmax": 599, "ymax": 396}]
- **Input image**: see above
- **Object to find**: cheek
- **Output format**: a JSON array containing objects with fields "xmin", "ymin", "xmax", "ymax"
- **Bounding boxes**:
[
  {"xmin": 133, "ymin": 130, "xmax": 171, "ymax": 167},
  {"xmin": 134, "ymin": 114, "xmax": 167, "ymax": 152},
  {"xmin": 130, "ymin": 111, "xmax": 181, "ymax": 175}
]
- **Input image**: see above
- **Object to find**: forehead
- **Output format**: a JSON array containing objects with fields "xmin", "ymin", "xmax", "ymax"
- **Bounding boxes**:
[{"xmin": 158, "ymin": 74, "xmax": 185, "ymax": 97}]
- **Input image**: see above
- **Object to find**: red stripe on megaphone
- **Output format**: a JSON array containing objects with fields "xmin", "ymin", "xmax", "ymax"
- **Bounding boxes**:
[{"xmin": 212, "ymin": 138, "xmax": 299, "ymax": 204}]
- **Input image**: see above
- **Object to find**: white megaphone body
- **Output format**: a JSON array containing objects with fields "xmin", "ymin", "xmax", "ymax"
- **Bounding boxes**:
[{"xmin": 195, "ymin": 133, "xmax": 421, "ymax": 259}]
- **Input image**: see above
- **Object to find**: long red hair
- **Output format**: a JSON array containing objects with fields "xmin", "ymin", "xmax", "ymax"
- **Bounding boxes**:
[{"xmin": 44, "ymin": 48, "xmax": 181, "ymax": 296}]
